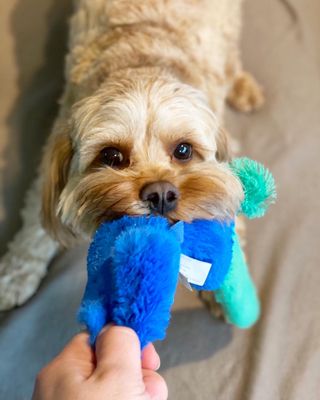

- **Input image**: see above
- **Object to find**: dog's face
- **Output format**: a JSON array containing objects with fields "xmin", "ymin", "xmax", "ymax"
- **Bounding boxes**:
[{"xmin": 42, "ymin": 74, "xmax": 243, "ymax": 244}]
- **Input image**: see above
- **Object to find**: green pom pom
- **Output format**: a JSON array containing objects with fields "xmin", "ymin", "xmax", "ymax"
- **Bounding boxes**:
[{"xmin": 229, "ymin": 157, "xmax": 277, "ymax": 219}]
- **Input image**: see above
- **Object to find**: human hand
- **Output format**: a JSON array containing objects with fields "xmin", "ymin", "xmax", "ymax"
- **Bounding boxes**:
[{"xmin": 32, "ymin": 326, "xmax": 167, "ymax": 400}]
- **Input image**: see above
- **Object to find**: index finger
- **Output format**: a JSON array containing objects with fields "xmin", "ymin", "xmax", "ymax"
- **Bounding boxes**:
[{"xmin": 52, "ymin": 332, "xmax": 95, "ymax": 379}]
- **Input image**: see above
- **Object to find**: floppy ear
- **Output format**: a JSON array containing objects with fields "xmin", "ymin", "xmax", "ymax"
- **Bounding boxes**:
[
  {"xmin": 216, "ymin": 127, "xmax": 232, "ymax": 162},
  {"xmin": 41, "ymin": 127, "xmax": 74, "ymax": 246}
]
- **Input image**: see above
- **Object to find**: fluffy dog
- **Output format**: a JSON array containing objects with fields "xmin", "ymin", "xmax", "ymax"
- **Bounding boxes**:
[{"xmin": 0, "ymin": 0, "xmax": 264, "ymax": 310}]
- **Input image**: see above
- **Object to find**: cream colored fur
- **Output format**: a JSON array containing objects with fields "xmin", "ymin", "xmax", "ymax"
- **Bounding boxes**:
[{"xmin": 0, "ymin": 0, "xmax": 263, "ymax": 310}]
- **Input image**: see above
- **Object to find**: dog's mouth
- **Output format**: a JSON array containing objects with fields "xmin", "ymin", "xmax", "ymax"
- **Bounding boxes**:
[
  {"xmin": 77, "ymin": 165, "xmax": 243, "ymax": 236},
  {"xmin": 99, "ymin": 208, "xmax": 180, "ymax": 226}
]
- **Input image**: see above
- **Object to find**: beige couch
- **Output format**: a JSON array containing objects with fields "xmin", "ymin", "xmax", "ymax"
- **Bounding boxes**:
[{"xmin": 1, "ymin": 0, "xmax": 320, "ymax": 398}]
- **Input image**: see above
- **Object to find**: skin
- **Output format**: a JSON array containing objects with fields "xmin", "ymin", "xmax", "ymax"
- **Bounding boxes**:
[{"xmin": 32, "ymin": 326, "xmax": 168, "ymax": 400}]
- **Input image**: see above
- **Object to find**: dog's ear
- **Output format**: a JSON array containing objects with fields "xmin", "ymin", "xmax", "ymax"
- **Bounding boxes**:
[
  {"xmin": 216, "ymin": 127, "xmax": 232, "ymax": 162},
  {"xmin": 41, "ymin": 125, "xmax": 74, "ymax": 246}
]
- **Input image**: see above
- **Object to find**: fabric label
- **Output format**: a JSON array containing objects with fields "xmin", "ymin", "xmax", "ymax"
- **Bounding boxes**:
[{"xmin": 179, "ymin": 254, "xmax": 212, "ymax": 287}]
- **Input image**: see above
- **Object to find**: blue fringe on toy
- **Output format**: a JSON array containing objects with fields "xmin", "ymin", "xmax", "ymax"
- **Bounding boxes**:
[{"xmin": 78, "ymin": 216, "xmax": 181, "ymax": 348}]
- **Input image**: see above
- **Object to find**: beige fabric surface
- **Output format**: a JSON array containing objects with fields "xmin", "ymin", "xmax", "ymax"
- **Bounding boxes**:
[{"xmin": 1, "ymin": 0, "xmax": 320, "ymax": 399}]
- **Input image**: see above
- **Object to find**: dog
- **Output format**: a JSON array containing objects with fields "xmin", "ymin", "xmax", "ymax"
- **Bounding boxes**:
[{"xmin": 0, "ymin": 0, "xmax": 264, "ymax": 310}]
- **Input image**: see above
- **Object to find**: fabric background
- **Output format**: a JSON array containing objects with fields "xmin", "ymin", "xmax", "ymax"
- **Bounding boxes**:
[{"xmin": 0, "ymin": 0, "xmax": 320, "ymax": 399}]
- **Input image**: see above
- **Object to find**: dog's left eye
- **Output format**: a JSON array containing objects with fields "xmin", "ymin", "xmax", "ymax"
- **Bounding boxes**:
[
  {"xmin": 99, "ymin": 147, "xmax": 125, "ymax": 167},
  {"xmin": 173, "ymin": 143, "xmax": 193, "ymax": 161}
]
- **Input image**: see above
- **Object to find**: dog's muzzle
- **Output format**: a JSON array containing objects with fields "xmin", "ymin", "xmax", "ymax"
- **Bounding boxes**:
[{"xmin": 140, "ymin": 181, "xmax": 179, "ymax": 215}]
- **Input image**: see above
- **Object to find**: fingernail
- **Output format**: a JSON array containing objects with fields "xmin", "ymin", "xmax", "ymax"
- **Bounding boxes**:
[{"xmin": 155, "ymin": 358, "xmax": 161, "ymax": 371}]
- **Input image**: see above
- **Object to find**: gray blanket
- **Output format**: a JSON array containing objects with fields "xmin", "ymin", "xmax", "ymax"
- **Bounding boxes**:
[{"xmin": 1, "ymin": 0, "xmax": 320, "ymax": 398}]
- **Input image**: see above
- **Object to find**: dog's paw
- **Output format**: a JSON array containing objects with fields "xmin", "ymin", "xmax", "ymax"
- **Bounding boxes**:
[
  {"xmin": 198, "ymin": 290, "xmax": 225, "ymax": 320},
  {"xmin": 227, "ymin": 72, "xmax": 265, "ymax": 113},
  {"xmin": 0, "ymin": 257, "xmax": 47, "ymax": 311}
]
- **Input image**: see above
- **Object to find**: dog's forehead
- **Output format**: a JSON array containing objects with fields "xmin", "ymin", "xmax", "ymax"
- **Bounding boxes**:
[
  {"xmin": 71, "ymin": 81, "xmax": 219, "ymax": 168},
  {"xmin": 149, "ymin": 96, "xmax": 218, "ymax": 139}
]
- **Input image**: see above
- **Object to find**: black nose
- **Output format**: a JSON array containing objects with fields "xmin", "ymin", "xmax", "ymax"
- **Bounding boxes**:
[{"xmin": 140, "ymin": 181, "xmax": 179, "ymax": 215}]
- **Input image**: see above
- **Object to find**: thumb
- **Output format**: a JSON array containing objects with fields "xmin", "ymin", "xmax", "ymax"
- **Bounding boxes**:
[{"xmin": 94, "ymin": 325, "xmax": 142, "ymax": 378}]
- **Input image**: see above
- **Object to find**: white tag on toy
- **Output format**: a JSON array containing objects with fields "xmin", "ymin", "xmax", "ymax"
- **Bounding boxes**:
[{"xmin": 179, "ymin": 254, "xmax": 211, "ymax": 286}]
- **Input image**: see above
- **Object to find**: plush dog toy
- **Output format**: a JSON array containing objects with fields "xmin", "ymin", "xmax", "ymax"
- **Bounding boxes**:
[{"xmin": 78, "ymin": 158, "xmax": 276, "ymax": 348}]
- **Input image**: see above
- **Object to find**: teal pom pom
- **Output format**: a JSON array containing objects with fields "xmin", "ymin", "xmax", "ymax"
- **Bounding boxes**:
[{"xmin": 230, "ymin": 157, "xmax": 277, "ymax": 219}]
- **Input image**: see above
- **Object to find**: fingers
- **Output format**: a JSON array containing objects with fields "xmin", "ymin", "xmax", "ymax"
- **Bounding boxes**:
[
  {"xmin": 33, "ymin": 328, "xmax": 167, "ymax": 400},
  {"xmin": 142, "ymin": 343, "xmax": 161, "ymax": 371},
  {"xmin": 143, "ymin": 369, "xmax": 168, "ymax": 400},
  {"xmin": 56, "ymin": 332, "xmax": 93, "ymax": 363},
  {"xmin": 94, "ymin": 326, "xmax": 141, "ymax": 378},
  {"xmin": 51, "ymin": 332, "xmax": 95, "ymax": 379}
]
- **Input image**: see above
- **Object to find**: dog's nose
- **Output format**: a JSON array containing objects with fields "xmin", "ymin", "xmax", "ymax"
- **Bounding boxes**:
[{"xmin": 140, "ymin": 181, "xmax": 179, "ymax": 215}]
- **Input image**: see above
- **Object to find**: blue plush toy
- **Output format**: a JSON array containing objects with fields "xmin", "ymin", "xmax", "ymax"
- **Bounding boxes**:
[{"xmin": 78, "ymin": 158, "xmax": 276, "ymax": 349}]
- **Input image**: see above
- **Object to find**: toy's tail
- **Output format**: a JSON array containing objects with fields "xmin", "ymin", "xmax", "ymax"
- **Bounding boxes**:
[{"xmin": 214, "ymin": 232, "xmax": 260, "ymax": 329}]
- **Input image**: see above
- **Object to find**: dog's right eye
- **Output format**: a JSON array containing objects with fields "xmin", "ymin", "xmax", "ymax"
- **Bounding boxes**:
[{"xmin": 99, "ymin": 147, "xmax": 125, "ymax": 168}]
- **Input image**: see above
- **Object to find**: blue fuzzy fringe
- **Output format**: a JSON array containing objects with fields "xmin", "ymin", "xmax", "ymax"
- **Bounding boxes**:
[{"xmin": 78, "ymin": 216, "xmax": 180, "ymax": 348}]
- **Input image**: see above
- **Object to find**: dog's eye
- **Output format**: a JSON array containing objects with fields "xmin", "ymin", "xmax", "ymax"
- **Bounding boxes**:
[
  {"xmin": 99, "ymin": 147, "xmax": 124, "ymax": 167},
  {"xmin": 173, "ymin": 143, "xmax": 193, "ymax": 161}
]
